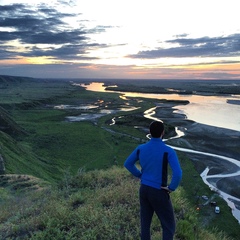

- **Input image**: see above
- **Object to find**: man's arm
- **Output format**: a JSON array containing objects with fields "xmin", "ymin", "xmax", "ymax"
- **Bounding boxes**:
[
  {"xmin": 167, "ymin": 149, "xmax": 182, "ymax": 191},
  {"xmin": 124, "ymin": 148, "xmax": 142, "ymax": 178}
]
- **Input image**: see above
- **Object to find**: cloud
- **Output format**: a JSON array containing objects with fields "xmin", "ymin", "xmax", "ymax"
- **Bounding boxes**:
[
  {"xmin": 129, "ymin": 34, "xmax": 240, "ymax": 59},
  {"xmin": 0, "ymin": 3, "xmax": 109, "ymax": 60},
  {"xmin": 20, "ymin": 44, "xmax": 101, "ymax": 61},
  {"xmin": 0, "ymin": 46, "xmax": 17, "ymax": 60}
]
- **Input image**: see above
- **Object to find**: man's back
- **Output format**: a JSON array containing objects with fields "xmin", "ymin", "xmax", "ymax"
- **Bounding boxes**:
[
  {"xmin": 124, "ymin": 121, "xmax": 182, "ymax": 240},
  {"xmin": 125, "ymin": 137, "xmax": 182, "ymax": 191}
]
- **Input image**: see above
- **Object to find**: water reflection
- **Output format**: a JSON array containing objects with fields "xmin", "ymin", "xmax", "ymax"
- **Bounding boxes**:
[
  {"xmin": 54, "ymin": 104, "xmax": 98, "ymax": 110},
  {"xmin": 80, "ymin": 82, "xmax": 240, "ymax": 131},
  {"xmin": 55, "ymin": 103, "xmax": 139, "ymax": 122},
  {"xmin": 75, "ymin": 82, "xmax": 113, "ymax": 92}
]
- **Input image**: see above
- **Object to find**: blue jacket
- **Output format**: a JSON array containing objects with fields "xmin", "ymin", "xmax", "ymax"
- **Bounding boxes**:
[{"xmin": 124, "ymin": 138, "xmax": 182, "ymax": 191}]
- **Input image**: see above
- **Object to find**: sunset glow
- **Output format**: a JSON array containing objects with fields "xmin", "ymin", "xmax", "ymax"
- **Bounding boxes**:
[{"xmin": 0, "ymin": 0, "xmax": 240, "ymax": 79}]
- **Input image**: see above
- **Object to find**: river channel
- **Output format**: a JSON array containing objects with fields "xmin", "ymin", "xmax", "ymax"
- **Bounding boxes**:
[
  {"xmin": 77, "ymin": 82, "xmax": 240, "ymax": 223},
  {"xmin": 81, "ymin": 82, "xmax": 240, "ymax": 131}
]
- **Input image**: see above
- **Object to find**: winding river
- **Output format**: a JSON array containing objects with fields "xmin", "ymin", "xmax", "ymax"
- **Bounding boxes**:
[
  {"xmin": 79, "ymin": 82, "xmax": 240, "ymax": 223},
  {"xmin": 144, "ymin": 106, "xmax": 240, "ymax": 223}
]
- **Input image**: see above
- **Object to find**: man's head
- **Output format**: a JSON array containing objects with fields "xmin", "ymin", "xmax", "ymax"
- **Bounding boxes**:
[{"xmin": 149, "ymin": 121, "xmax": 164, "ymax": 138}]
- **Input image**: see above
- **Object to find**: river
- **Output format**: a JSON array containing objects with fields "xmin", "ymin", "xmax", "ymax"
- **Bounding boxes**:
[
  {"xmin": 79, "ymin": 82, "xmax": 240, "ymax": 131},
  {"xmin": 78, "ymin": 82, "xmax": 240, "ymax": 223},
  {"xmin": 143, "ymin": 105, "xmax": 240, "ymax": 223}
]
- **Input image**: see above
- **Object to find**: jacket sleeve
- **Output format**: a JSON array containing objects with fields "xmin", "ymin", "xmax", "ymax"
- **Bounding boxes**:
[
  {"xmin": 124, "ymin": 147, "xmax": 142, "ymax": 178},
  {"xmin": 167, "ymin": 149, "xmax": 182, "ymax": 191}
]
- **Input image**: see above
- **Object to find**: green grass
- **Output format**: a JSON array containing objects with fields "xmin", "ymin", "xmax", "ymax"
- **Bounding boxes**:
[
  {"xmin": 0, "ymin": 80, "xmax": 139, "ymax": 178},
  {"xmin": 178, "ymin": 152, "xmax": 239, "ymax": 238},
  {"xmin": 0, "ymin": 167, "xmax": 234, "ymax": 240},
  {"xmin": 3, "ymin": 120, "xmax": 137, "ymax": 180},
  {"xmin": 0, "ymin": 76, "xmax": 74, "ymax": 105},
  {"xmin": 1, "ymin": 75, "xmax": 240, "ymax": 239},
  {"xmin": 4, "ymin": 87, "xmax": 161, "ymax": 181},
  {"xmin": 0, "ymin": 131, "xmax": 58, "ymax": 182},
  {"xmin": 11, "ymin": 108, "xmax": 140, "ymax": 178}
]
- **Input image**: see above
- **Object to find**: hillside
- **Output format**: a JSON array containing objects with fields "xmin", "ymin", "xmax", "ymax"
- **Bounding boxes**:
[
  {"xmin": 0, "ymin": 167, "xmax": 233, "ymax": 240},
  {"xmin": 0, "ymin": 75, "xmax": 240, "ymax": 239},
  {"xmin": 0, "ymin": 106, "xmax": 26, "ymax": 136}
]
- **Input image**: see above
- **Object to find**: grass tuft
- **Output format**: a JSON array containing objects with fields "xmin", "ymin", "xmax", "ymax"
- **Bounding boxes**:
[{"xmin": 0, "ymin": 167, "xmax": 234, "ymax": 240}]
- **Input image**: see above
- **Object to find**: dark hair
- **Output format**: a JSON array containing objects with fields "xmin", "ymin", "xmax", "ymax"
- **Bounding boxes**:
[{"xmin": 149, "ymin": 121, "xmax": 164, "ymax": 138}]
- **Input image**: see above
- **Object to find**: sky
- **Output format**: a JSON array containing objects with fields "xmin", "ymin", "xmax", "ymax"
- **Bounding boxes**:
[{"xmin": 0, "ymin": 0, "xmax": 240, "ymax": 80}]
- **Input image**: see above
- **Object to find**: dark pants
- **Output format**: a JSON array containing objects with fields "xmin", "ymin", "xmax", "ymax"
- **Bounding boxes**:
[{"xmin": 139, "ymin": 184, "xmax": 175, "ymax": 240}]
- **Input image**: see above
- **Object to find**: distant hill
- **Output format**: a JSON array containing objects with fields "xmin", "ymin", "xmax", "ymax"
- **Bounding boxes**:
[
  {"xmin": 0, "ymin": 74, "xmax": 76, "ymax": 107},
  {"xmin": 0, "ymin": 74, "xmax": 34, "ymax": 85}
]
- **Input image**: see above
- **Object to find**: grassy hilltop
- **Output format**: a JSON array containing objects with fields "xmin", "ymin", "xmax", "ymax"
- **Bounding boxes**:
[{"xmin": 0, "ymin": 75, "xmax": 239, "ymax": 239}]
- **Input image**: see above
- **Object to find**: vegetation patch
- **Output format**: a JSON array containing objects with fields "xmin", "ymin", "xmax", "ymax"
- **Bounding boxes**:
[{"xmin": 0, "ymin": 167, "xmax": 234, "ymax": 240}]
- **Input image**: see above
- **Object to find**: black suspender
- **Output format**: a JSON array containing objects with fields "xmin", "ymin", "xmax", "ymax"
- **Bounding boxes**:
[{"xmin": 162, "ymin": 152, "xmax": 168, "ymax": 187}]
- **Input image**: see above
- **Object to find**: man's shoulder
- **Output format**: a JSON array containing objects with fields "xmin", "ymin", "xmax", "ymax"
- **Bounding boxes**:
[
  {"xmin": 163, "ymin": 144, "xmax": 176, "ymax": 153},
  {"xmin": 138, "ymin": 142, "xmax": 148, "ymax": 148}
]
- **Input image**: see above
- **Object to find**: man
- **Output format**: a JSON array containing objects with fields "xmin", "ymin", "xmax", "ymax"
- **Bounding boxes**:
[{"xmin": 124, "ymin": 120, "xmax": 182, "ymax": 240}]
